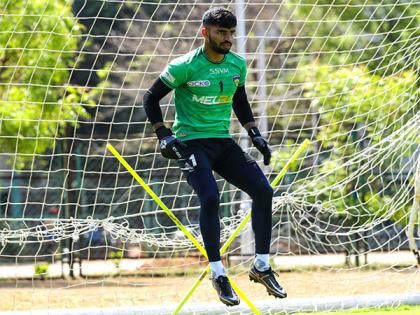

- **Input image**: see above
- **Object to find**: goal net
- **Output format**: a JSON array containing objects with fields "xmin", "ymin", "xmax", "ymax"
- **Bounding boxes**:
[{"xmin": 0, "ymin": 0, "xmax": 419, "ymax": 313}]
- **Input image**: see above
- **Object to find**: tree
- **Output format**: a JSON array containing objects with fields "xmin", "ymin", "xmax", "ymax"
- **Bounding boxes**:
[
  {"xmin": 272, "ymin": 63, "xmax": 418, "ymax": 222},
  {"xmin": 0, "ymin": 0, "xmax": 93, "ymax": 168},
  {"xmin": 283, "ymin": 0, "xmax": 419, "ymax": 75},
  {"xmin": 269, "ymin": 1, "xmax": 418, "ymax": 219}
]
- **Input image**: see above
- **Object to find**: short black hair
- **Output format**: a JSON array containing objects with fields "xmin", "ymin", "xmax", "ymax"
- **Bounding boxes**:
[{"xmin": 202, "ymin": 7, "xmax": 237, "ymax": 28}]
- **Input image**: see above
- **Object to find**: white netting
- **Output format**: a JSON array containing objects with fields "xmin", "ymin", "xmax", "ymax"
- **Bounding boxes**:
[{"xmin": 0, "ymin": 0, "xmax": 419, "ymax": 313}]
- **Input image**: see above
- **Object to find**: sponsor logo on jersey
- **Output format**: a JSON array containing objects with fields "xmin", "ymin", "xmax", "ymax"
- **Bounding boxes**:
[
  {"xmin": 209, "ymin": 68, "xmax": 229, "ymax": 75},
  {"xmin": 187, "ymin": 80, "xmax": 211, "ymax": 87},
  {"xmin": 161, "ymin": 69, "xmax": 175, "ymax": 83},
  {"xmin": 192, "ymin": 94, "xmax": 233, "ymax": 105},
  {"xmin": 233, "ymin": 75, "xmax": 240, "ymax": 87}
]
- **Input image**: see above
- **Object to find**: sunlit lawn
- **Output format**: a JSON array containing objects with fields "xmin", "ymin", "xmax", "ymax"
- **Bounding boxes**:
[{"xmin": 290, "ymin": 305, "xmax": 420, "ymax": 315}]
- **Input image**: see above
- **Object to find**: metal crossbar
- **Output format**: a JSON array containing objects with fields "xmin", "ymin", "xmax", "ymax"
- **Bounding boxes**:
[{"xmin": 107, "ymin": 139, "xmax": 309, "ymax": 314}]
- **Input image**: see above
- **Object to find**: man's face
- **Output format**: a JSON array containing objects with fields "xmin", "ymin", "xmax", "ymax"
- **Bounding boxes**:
[{"xmin": 204, "ymin": 25, "xmax": 235, "ymax": 54}]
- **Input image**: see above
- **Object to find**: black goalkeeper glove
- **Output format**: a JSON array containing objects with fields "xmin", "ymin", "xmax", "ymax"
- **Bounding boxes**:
[
  {"xmin": 248, "ymin": 127, "xmax": 272, "ymax": 166},
  {"xmin": 155, "ymin": 126, "xmax": 189, "ymax": 160}
]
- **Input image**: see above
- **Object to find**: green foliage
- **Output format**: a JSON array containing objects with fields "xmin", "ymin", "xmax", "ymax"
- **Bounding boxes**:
[
  {"xmin": 0, "ymin": 0, "xmax": 94, "ymax": 168},
  {"xmin": 276, "ymin": 63, "xmax": 418, "ymax": 221},
  {"xmin": 283, "ymin": 0, "xmax": 419, "ymax": 75},
  {"xmin": 303, "ymin": 64, "xmax": 418, "ymax": 152},
  {"xmin": 270, "ymin": 140, "xmax": 303, "ymax": 172},
  {"xmin": 273, "ymin": 1, "xmax": 419, "ymax": 223}
]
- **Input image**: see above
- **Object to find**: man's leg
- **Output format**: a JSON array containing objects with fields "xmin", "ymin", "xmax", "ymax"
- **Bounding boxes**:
[
  {"xmin": 177, "ymin": 144, "xmax": 240, "ymax": 306},
  {"xmin": 214, "ymin": 141, "xmax": 273, "ymax": 257},
  {"xmin": 186, "ymin": 168, "xmax": 222, "ymax": 263},
  {"xmin": 214, "ymin": 140, "xmax": 287, "ymax": 298}
]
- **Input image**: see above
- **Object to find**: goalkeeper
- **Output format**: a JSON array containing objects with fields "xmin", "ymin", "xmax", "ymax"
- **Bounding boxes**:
[{"xmin": 143, "ymin": 7, "xmax": 286, "ymax": 306}]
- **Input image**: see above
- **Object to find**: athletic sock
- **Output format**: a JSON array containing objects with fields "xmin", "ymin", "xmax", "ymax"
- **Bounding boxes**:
[
  {"xmin": 254, "ymin": 254, "xmax": 270, "ymax": 272},
  {"xmin": 210, "ymin": 260, "xmax": 226, "ymax": 278}
]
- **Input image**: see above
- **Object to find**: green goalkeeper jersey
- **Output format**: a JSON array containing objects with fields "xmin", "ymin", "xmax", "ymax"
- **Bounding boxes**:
[{"xmin": 159, "ymin": 46, "xmax": 247, "ymax": 141}]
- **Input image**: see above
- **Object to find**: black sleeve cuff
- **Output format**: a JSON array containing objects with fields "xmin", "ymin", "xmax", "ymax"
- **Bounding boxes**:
[
  {"xmin": 155, "ymin": 126, "xmax": 173, "ymax": 140},
  {"xmin": 248, "ymin": 126, "xmax": 261, "ymax": 138}
]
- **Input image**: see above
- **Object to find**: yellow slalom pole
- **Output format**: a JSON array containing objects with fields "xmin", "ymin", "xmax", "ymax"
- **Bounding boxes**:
[
  {"xmin": 173, "ymin": 139, "xmax": 310, "ymax": 314},
  {"xmin": 176, "ymin": 265, "xmax": 211, "ymax": 313},
  {"xmin": 106, "ymin": 143, "xmax": 206, "ymax": 257},
  {"xmin": 106, "ymin": 143, "xmax": 261, "ymax": 314},
  {"xmin": 221, "ymin": 138, "xmax": 310, "ymax": 253}
]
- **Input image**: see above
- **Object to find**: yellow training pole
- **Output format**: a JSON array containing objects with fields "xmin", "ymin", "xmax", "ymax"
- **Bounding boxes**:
[
  {"xmin": 106, "ymin": 143, "xmax": 261, "ymax": 314},
  {"xmin": 221, "ymin": 138, "xmax": 310, "ymax": 252},
  {"xmin": 173, "ymin": 139, "xmax": 310, "ymax": 314},
  {"xmin": 106, "ymin": 143, "xmax": 206, "ymax": 256}
]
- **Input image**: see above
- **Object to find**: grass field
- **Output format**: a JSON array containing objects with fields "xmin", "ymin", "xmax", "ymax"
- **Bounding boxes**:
[
  {"xmin": 295, "ymin": 305, "xmax": 420, "ymax": 314},
  {"xmin": 0, "ymin": 268, "xmax": 419, "ymax": 312}
]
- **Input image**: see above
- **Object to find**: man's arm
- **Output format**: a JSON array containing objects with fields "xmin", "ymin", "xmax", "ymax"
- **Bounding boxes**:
[
  {"xmin": 232, "ymin": 86, "xmax": 272, "ymax": 166},
  {"xmin": 143, "ymin": 78, "xmax": 189, "ymax": 160},
  {"xmin": 232, "ymin": 86, "xmax": 255, "ymax": 132},
  {"xmin": 143, "ymin": 78, "xmax": 172, "ymax": 131},
  {"xmin": 243, "ymin": 121, "xmax": 257, "ymax": 132}
]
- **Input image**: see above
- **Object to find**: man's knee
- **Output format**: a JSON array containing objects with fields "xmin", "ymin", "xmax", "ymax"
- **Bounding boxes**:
[
  {"xmin": 261, "ymin": 184, "xmax": 273, "ymax": 200},
  {"xmin": 252, "ymin": 182, "xmax": 273, "ymax": 201},
  {"xmin": 200, "ymin": 191, "xmax": 220, "ymax": 213}
]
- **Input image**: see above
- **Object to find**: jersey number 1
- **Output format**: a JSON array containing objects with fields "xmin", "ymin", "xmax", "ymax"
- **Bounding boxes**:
[{"xmin": 219, "ymin": 81, "xmax": 223, "ymax": 93}]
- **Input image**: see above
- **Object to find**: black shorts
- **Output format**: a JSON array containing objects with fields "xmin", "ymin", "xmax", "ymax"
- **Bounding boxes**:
[{"xmin": 176, "ymin": 138, "xmax": 255, "ymax": 178}]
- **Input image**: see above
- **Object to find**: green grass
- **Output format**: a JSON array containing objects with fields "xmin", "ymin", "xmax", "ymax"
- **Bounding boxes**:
[{"xmin": 289, "ymin": 305, "xmax": 420, "ymax": 315}]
